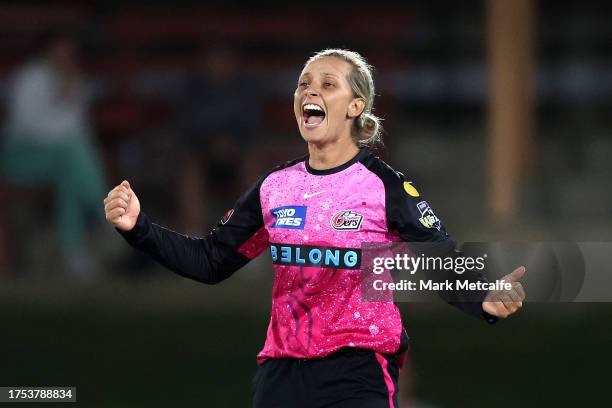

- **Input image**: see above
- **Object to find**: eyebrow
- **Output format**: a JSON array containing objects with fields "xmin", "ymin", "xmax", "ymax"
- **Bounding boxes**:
[{"xmin": 299, "ymin": 72, "xmax": 341, "ymax": 79}]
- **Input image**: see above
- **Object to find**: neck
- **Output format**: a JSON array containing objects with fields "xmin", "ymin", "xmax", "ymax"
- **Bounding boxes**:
[{"xmin": 307, "ymin": 137, "xmax": 360, "ymax": 170}]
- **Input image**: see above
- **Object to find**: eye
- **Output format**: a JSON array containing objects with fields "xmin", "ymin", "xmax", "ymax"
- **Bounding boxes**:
[
  {"xmin": 323, "ymin": 82, "xmax": 334, "ymax": 88},
  {"xmin": 298, "ymin": 81, "xmax": 308, "ymax": 87}
]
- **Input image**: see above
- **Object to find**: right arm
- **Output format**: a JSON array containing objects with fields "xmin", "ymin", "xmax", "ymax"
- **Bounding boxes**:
[{"xmin": 104, "ymin": 180, "xmax": 269, "ymax": 284}]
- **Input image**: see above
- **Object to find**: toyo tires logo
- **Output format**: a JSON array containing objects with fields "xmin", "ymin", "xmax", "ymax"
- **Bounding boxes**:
[
  {"xmin": 331, "ymin": 210, "xmax": 364, "ymax": 231},
  {"xmin": 271, "ymin": 205, "xmax": 307, "ymax": 229}
]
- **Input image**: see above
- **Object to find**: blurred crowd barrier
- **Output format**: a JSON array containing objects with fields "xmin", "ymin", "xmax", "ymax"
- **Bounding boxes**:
[{"xmin": 0, "ymin": 2, "xmax": 609, "ymax": 278}]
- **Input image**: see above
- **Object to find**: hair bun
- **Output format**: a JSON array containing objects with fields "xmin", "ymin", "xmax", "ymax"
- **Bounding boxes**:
[{"xmin": 356, "ymin": 112, "xmax": 382, "ymax": 146}]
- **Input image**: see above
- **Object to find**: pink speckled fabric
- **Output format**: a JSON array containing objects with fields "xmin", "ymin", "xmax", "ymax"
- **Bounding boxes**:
[
  {"xmin": 256, "ymin": 160, "xmax": 404, "ymax": 364},
  {"xmin": 238, "ymin": 227, "xmax": 269, "ymax": 259}
]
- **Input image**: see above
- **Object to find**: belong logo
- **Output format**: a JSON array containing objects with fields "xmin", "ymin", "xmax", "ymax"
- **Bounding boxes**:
[{"xmin": 271, "ymin": 205, "xmax": 307, "ymax": 229}]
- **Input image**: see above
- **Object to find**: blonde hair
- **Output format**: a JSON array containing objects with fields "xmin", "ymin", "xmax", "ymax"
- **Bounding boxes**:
[{"xmin": 306, "ymin": 49, "xmax": 383, "ymax": 147}]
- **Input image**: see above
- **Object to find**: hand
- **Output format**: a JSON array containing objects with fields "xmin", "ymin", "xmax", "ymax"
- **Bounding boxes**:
[
  {"xmin": 104, "ymin": 180, "xmax": 141, "ymax": 231},
  {"xmin": 482, "ymin": 266, "xmax": 526, "ymax": 318}
]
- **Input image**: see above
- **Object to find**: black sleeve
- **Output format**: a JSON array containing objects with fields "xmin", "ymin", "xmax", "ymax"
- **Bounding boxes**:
[
  {"xmin": 117, "ymin": 178, "xmax": 268, "ymax": 284},
  {"xmin": 384, "ymin": 171, "xmax": 497, "ymax": 324}
]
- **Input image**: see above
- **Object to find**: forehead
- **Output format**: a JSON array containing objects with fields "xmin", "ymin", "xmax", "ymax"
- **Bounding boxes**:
[{"xmin": 300, "ymin": 56, "xmax": 352, "ymax": 78}]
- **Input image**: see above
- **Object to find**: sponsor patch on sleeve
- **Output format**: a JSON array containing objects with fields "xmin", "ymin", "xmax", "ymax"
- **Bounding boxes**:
[
  {"xmin": 416, "ymin": 201, "xmax": 441, "ymax": 230},
  {"xmin": 221, "ymin": 209, "xmax": 234, "ymax": 225}
]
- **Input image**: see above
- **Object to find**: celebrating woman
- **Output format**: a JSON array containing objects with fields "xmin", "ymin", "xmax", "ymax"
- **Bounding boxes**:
[{"xmin": 104, "ymin": 49, "xmax": 525, "ymax": 408}]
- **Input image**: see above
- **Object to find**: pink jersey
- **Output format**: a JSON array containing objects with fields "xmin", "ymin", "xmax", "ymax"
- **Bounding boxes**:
[
  {"xmin": 253, "ymin": 156, "xmax": 403, "ymax": 362},
  {"xmin": 119, "ymin": 148, "xmax": 476, "ymax": 365},
  {"xmin": 235, "ymin": 149, "xmax": 452, "ymax": 363}
]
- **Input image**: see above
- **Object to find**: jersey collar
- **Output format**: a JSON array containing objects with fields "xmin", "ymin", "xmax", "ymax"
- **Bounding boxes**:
[{"xmin": 305, "ymin": 148, "xmax": 370, "ymax": 175}]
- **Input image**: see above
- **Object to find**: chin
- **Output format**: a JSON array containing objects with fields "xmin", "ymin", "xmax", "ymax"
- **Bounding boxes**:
[
  {"xmin": 298, "ymin": 123, "xmax": 329, "ymax": 144},
  {"xmin": 300, "ymin": 130, "xmax": 329, "ymax": 145}
]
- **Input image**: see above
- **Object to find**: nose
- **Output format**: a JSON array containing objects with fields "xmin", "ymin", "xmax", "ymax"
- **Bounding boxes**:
[{"xmin": 306, "ymin": 86, "xmax": 319, "ymax": 97}]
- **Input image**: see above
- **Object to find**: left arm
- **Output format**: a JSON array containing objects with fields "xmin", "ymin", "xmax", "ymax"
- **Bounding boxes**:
[{"xmin": 383, "ymin": 172, "xmax": 524, "ymax": 322}]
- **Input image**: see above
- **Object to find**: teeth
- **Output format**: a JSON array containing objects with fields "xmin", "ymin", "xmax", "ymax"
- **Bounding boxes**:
[{"xmin": 303, "ymin": 103, "xmax": 323, "ymax": 112}]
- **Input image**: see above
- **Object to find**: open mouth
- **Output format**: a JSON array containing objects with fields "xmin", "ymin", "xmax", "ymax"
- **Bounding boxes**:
[{"xmin": 302, "ymin": 103, "xmax": 326, "ymax": 128}]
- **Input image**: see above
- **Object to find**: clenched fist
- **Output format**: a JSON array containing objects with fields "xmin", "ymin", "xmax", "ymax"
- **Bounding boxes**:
[
  {"xmin": 104, "ymin": 180, "xmax": 141, "ymax": 231},
  {"xmin": 482, "ymin": 266, "xmax": 526, "ymax": 318}
]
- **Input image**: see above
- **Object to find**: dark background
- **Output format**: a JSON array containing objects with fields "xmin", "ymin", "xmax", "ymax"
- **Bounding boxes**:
[{"xmin": 0, "ymin": 1, "xmax": 611, "ymax": 407}]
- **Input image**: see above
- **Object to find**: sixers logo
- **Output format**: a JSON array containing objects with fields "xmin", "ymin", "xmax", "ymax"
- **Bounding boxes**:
[{"xmin": 331, "ymin": 210, "xmax": 364, "ymax": 231}]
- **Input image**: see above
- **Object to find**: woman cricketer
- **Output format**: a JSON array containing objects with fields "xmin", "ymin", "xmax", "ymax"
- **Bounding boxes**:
[{"xmin": 104, "ymin": 49, "xmax": 525, "ymax": 408}]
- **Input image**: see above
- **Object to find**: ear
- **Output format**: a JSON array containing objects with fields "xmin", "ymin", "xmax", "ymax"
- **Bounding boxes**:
[{"xmin": 347, "ymin": 98, "xmax": 365, "ymax": 119}]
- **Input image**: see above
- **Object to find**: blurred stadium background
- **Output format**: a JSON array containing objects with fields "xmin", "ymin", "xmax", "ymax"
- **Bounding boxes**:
[{"xmin": 0, "ymin": 1, "xmax": 610, "ymax": 406}]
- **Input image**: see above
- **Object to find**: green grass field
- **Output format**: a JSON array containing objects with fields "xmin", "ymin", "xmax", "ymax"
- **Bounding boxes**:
[{"xmin": 1, "ymin": 277, "xmax": 610, "ymax": 407}]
